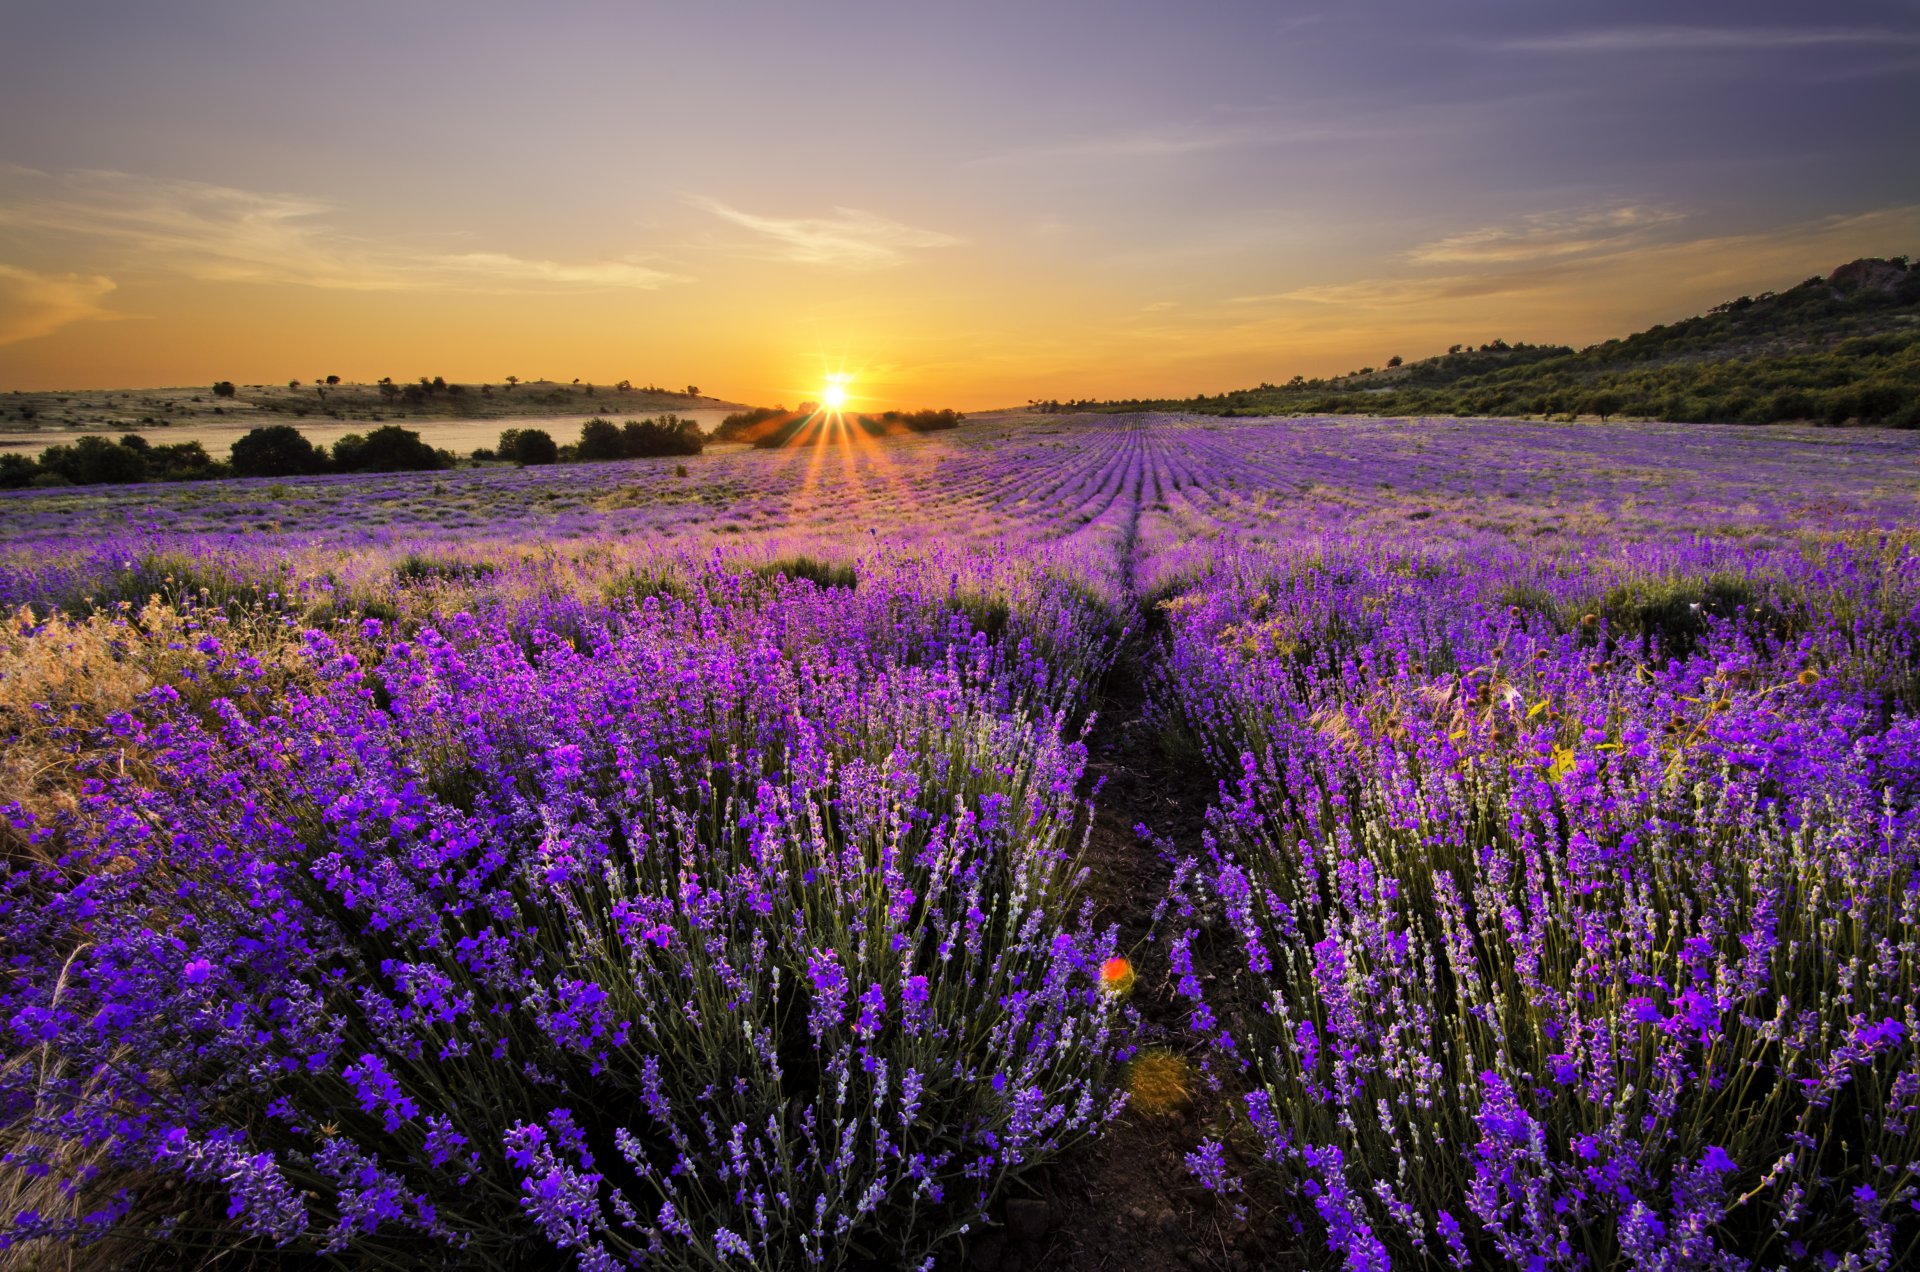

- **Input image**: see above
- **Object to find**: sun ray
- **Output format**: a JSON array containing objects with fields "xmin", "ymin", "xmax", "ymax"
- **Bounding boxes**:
[{"xmin": 776, "ymin": 358, "xmax": 948, "ymax": 552}]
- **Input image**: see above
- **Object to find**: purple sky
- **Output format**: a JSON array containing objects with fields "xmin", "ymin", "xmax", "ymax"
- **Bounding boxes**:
[{"xmin": 2, "ymin": 0, "xmax": 1915, "ymax": 406}]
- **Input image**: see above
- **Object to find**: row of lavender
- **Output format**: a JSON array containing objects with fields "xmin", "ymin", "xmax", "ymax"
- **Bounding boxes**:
[
  {"xmin": 14, "ymin": 413, "xmax": 1915, "ymax": 566},
  {"xmin": 6, "ymin": 413, "xmax": 1920, "ymax": 1268},
  {"xmin": 1051, "ymin": 416, "xmax": 1920, "ymax": 1265},
  {"xmin": 1147, "ymin": 531, "xmax": 1920, "ymax": 1265},
  {"xmin": 1, "ymin": 549, "xmax": 1132, "ymax": 1269}
]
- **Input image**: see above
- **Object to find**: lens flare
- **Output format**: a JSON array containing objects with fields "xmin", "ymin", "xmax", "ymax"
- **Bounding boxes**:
[
  {"xmin": 820, "ymin": 375, "xmax": 852, "ymax": 412},
  {"xmin": 1127, "ymin": 1050, "xmax": 1193, "ymax": 1117}
]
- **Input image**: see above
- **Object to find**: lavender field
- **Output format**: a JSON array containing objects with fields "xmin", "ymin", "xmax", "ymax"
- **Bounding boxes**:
[{"xmin": 3, "ymin": 413, "xmax": 1919, "ymax": 1270}]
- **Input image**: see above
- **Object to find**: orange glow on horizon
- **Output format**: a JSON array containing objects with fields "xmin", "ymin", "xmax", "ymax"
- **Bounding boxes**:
[{"xmin": 3, "ymin": 204, "xmax": 1914, "ymax": 410}]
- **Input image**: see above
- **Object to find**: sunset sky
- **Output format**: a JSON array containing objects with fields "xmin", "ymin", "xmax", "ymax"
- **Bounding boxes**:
[{"xmin": 2, "ymin": 0, "xmax": 1917, "ymax": 409}]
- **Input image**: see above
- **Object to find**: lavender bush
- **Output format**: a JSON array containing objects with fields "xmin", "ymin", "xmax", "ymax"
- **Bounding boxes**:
[
  {"xmin": 5, "ymin": 412, "xmax": 1920, "ymax": 1268},
  {"xmin": 1155, "ymin": 543, "xmax": 1920, "ymax": 1268},
  {"xmin": 3, "ymin": 558, "xmax": 1128, "ymax": 1268}
]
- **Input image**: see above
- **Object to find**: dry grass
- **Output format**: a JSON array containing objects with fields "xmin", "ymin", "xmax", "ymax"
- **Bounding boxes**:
[
  {"xmin": 1, "ymin": 603, "xmax": 181, "ymax": 858},
  {"xmin": 0, "ymin": 597, "xmax": 335, "ymax": 1268}
]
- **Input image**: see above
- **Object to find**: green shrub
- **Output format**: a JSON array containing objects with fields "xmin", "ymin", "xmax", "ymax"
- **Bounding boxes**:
[
  {"xmin": 755, "ymin": 556, "xmax": 859, "ymax": 590},
  {"xmin": 231, "ymin": 425, "xmax": 328, "ymax": 478},
  {"xmin": 393, "ymin": 554, "xmax": 498, "ymax": 586}
]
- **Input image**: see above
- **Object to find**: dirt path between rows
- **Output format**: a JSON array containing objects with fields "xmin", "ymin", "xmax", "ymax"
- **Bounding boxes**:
[
  {"xmin": 966, "ymin": 453, "xmax": 1301, "ymax": 1271},
  {"xmin": 965, "ymin": 638, "xmax": 1298, "ymax": 1272}
]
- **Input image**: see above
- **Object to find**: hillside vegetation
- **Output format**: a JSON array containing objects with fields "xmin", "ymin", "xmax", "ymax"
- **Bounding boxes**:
[{"xmin": 1051, "ymin": 256, "xmax": 1920, "ymax": 427}]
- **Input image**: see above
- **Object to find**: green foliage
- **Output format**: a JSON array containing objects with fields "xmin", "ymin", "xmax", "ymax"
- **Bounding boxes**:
[
  {"xmin": 501, "ymin": 427, "xmax": 558, "ymax": 466},
  {"xmin": 39, "ymin": 550, "xmax": 301, "ymax": 620},
  {"xmin": 1597, "ymin": 574, "xmax": 1781, "ymax": 661},
  {"xmin": 331, "ymin": 425, "xmax": 446, "ymax": 473},
  {"xmin": 393, "ymin": 553, "xmax": 497, "ymax": 586},
  {"xmin": 231, "ymin": 425, "xmax": 329, "ymax": 478},
  {"xmin": 881, "ymin": 408, "xmax": 963, "ymax": 433},
  {"xmin": 3, "ymin": 422, "xmax": 422, "ymax": 489},
  {"xmin": 947, "ymin": 590, "xmax": 1011, "ymax": 641},
  {"xmin": 1065, "ymin": 258, "xmax": 1920, "ymax": 427},
  {"xmin": 36, "ymin": 435, "xmax": 149, "ymax": 486},
  {"xmin": 712, "ymin": 405, "xmax": 794, "ymax": 444},
  {"xmin": 602, "ymin": 564, "xmax": 698, "ymax": 606},
  {"xmin": 754, "ymin": 555, "xmax": 859, "ymax": 590},
  {"xmin": 619, "ymin": 414, "xmax": 704, "ymax": 457},
  {"xmin": 147, "ymin": 441, "xmax": 220, "ymax": 481},
  {"xmin": 576, "ymin": 417, "xmax": 626, "ymax": 461},
  {"xmin": 572, "ymin": 414, "xmax": 704, "ymax": 460}
]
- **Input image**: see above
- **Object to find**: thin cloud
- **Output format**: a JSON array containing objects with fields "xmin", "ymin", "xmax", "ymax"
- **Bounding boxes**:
[
  {"xmin": 688, "ymin": 197, "xmax": 962, "ymax": 269},
  {"xmin": 0, "ymin": 263, "xmax": 118, "ymax": 345},
  {"xmin": 968, "ymin": 116, "xmax": 1419, "ymax": 167},
  {"xmin": 0, "ymin": 167, "xmax": 683, "ymax": 292},
  {"xmin": 1270, "ymin": 267, "xmax": 1581, "ymax": 307},
  {"xmin": 1230, "ymin": 203, "xmax": 1920, "ymax": 315},
  {"xmin": 1227, "ymin": 205, "xmax": 1676, "ymax": 302},
  {"xmin": 1408, "ymin": 204, "xmax": 1687, "ymax": 266},
  {"xmin": 430, "ymin": 253, "xmax": 679, "ymax": 289},
  {"xmin": 1478, "ymin": 26, "xmax": 1920, "ymax": 55}
]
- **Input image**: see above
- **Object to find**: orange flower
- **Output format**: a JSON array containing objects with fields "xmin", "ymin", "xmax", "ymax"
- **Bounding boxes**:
[{"xmin": 1099, "ymin": 956, "xmax": 1136, "ymax": 996}]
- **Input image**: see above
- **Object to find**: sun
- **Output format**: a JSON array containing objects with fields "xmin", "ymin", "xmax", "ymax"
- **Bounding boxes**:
[{"xmin": 820, "ymin": 375, "xmax": 852, "ymax": 412}]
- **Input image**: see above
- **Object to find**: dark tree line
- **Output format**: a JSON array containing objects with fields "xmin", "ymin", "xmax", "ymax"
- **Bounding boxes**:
[
  {"xmin": 0, "ymin": 409, "xmax": 721, "ymax": 489},
  {"xmin": 574, "ymin": 415, "xmax": 705, "ymax": 460},
  {"xmin": 480, "ymin": 415, "xmax": 706, "ymax": 467},
  {"xmin": 0, "ymin": 424, "xmax": 451, "ymax": 489},
  {"xmin": 1, "ymin": 434, "xmax": 220, "ymax": 488}
]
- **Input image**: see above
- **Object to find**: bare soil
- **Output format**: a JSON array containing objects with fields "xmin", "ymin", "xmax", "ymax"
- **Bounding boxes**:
[{"xmin": 961, "ymin": 645, "xmax": 1302, "ymax": 1272}]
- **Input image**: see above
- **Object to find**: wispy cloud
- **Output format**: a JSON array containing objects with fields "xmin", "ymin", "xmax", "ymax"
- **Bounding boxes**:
[
  {"xmin": 0, "ymin": 263, "xmax": 119, "ymax": 345},
  {"xmin": 0, "ymin": 166, "xmax": 683, "ymax": 292},
  {"xmin": 968, "ymin": 115, "xmax": 1419, "ymax": 167},
  {"xmin": 1477, "ymin": 25, "xmax": 1920, "ymax": 55},
  {"xmin": 1408, "ymin": 204, "xmax": 1686, "ymax": 266},
  {"xmin": 1263, "ymin": 267, "xmax": 1582, "ymax": 308},
  {"xmin": 689, "ymin": 197, "xmax": 962, "ymax": 269},
  {"xmin": 426, "ymin": 253, "xmax": 678, "ymax": 289},
  {"xmin": 1217, "ymin": 202, "xmax": 1689, "ymax": 304},
  {"xmin": 1229, "ymin": 203, "xmax": 1920, "ymax": 316}
]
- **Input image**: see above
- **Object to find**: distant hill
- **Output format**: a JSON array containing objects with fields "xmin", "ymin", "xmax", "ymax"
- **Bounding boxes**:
[{"xmin": 1051, "ymin": 257, "xmax": 1920, "ymax": 427}]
